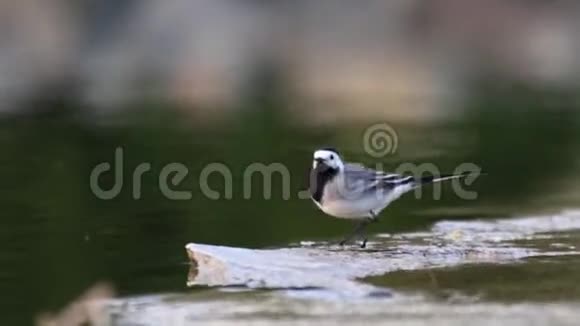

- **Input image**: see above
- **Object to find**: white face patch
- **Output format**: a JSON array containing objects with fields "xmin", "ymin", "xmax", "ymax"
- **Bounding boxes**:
[{"xmin": 313, "ymin": 150, "xmax": 342, "ymax": 169}]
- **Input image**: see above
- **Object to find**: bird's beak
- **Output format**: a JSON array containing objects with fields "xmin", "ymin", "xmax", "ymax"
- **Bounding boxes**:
[{"xmin": 313, "ymin": 158, "xmax": 326, "ymax": 169}]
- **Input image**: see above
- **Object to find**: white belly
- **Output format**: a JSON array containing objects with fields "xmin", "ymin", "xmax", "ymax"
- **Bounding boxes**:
[
  {"xmin": 315, "ymin": 197, "xmax": 379, "ymax": 219},
  {"xmin": 314, "ymin": 184, "xmax": 412, "ymax": 219}
]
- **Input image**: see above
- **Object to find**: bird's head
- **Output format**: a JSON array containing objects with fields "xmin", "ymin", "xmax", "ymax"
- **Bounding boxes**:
[{"xmin": 312, "ymin": 147, "xmax": 344, "ymax": 172}]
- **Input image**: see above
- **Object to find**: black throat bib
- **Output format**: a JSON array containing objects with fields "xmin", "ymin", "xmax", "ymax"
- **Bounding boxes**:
[{"xmin": 309, "ymin": 164, "xmax": 338, "ymax": 204}]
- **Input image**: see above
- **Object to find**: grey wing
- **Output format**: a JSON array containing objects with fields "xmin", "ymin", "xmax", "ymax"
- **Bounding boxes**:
[{"xmin": 343, "ymin": 163, "xmax": 416, "ymax": 193}]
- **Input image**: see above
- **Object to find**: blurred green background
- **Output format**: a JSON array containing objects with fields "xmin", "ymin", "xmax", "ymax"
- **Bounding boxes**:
[{"xmin": 2, "ymin": 1, "xmax": 580, "ymax": 324}]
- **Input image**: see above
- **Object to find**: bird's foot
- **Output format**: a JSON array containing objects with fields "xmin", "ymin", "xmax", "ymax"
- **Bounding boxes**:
[{"xmin": 360, "ymin": 238, "xmax": 368, "ymax": 248}]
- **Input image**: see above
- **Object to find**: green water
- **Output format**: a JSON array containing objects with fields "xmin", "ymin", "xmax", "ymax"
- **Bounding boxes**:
[
  {"xmin": 369, "ymin": 256, "xmax": 580, "ymax": 302},
  {"xmin": 2, "ymin": 83, "xmax": 580, "ymax": 325}
]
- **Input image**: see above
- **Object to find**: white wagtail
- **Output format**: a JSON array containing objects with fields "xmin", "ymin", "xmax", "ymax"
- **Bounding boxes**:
[{"xmin": 309, "ymin": 147, "xmax": 473, "ymax": 248}]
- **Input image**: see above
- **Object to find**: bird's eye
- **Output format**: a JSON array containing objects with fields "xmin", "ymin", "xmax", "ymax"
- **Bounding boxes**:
[{"xmin": 330, "ymin": 155, "xmax": 334, "ymax": 160}]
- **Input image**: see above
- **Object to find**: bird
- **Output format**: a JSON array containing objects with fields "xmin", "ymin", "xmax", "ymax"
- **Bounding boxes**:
[{"xmin": 309, "ymin": 147, "xmax": 473, "ymax": 248}]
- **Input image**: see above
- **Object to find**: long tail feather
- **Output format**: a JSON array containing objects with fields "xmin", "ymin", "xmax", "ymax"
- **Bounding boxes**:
[{"xmin": 419, "ymin": 171, "xmax": 482, "ymax": 185}]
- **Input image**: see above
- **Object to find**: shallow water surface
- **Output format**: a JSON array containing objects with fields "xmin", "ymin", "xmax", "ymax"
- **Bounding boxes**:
[{"xmin": 94, "ymin": 210, "xmax": 580, "ymax": 325}]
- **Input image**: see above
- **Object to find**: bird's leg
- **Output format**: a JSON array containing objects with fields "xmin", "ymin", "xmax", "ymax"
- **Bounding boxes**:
[
  {"xmin": 369, "ymin": 210, "xmax": 379, "ymax": 223},
  {"xmin": 359, "ymin": 211, "xmax": 379, "ymax": 248},
  {"xmin": 339, "ymin": 220, "xmax": 370, "ymax": 246}
]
